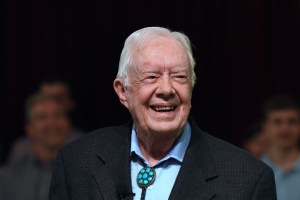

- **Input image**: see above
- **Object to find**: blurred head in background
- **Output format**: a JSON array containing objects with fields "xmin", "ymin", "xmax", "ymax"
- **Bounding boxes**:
[
  {"xmin": 262, "ymin": 95, "xmax": 300, "ymax": 153},
  {"xmin": 25, "ymin": 93, "xmax": 71, "ymax": 162},
  {"xmin": 242, "ymin": 121, "xmax": 268, "ymax": 159},
  {"xmin": 39, "ymin": 77, "xmax": 74, "ymax": 114}
]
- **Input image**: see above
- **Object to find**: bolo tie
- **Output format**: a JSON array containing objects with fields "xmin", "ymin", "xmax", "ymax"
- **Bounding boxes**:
[{"xmin": 136, "ymin": 166, "xmax": 156, "ymax": 200}]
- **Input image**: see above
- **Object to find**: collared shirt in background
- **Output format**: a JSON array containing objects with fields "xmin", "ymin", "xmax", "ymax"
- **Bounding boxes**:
[
  {"xmin": 0, "ymin": 154, "xmax": 54, "ymax": 200},
  {"xmin": 130, "ymin": 122, "xmax": 191, "ymax": 200},
  {"xmin": 262, "ymin": 154, "xmax": 300, "ymax": 200}
]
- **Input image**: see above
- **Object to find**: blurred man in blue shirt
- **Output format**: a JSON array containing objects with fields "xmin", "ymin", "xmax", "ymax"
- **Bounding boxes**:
[
  {"xmin": 0, "ymin": 93, "xmax": 71, "ymax": 200},
  {"xmin": 261, "ymin": 95, "xmax": 300, "ymax": 200}
]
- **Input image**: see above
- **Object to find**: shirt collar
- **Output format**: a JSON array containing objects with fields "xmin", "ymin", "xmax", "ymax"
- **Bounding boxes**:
[
  {"xmin": 261, "ymin": 154, "xmax": 278, "ymax": 171},
  {"xmin": 130, "ymin": 122, "xmax": 191, "ymax": 166},
  {"xmin": 262, "ymin": 153, "xmax": 300, "ymax": 172}
]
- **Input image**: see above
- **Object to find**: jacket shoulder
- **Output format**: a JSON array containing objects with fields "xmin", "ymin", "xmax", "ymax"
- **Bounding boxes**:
[
  {"xmin": 59, "ymin": 124, "xmax": 131, "ymax": 158},
  {"xmin": 202, "ymin": 131, "xmax": 271, "ymax": 174}
]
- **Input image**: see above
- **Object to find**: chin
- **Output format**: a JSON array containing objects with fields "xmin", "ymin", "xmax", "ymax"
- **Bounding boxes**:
[
  {"xmin": 147, "ymin": 120, "xmax": 185, "ymax": 136},
  {"xmin": 46, "ymin": 142, "xmax": 65, "ymax": 150}
]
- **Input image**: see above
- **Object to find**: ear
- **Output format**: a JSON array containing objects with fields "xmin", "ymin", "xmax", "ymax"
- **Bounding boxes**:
[
  {"xmin": 113, "ymin": 78, "xmax": 129, "ymax": 109},
  {"xmin": 261, "ymin": 120, "xmax": 267, "ymax": 132},
  {"xmin": 25, "ymin": 122, "xmax": 34, "ymax": 139}
]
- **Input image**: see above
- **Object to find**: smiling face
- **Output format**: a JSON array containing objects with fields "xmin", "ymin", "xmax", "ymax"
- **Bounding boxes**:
[
  {"xmin": 26, "ymin": 99, "xmax": 70, "ymax": 151},
  {"xmin": 114, "ymin": 36, "xmax": 193, "ymax": 138}
]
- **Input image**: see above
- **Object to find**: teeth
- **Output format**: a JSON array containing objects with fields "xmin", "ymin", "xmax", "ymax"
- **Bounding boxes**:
[{"xmin": 152, "ymin": 106, "xmax": 175, "ymax": 112}]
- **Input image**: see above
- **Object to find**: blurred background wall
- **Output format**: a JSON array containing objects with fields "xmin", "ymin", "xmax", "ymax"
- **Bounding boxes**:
[{"xmin": 1, "ymin": 0, "xmax": 299, "ymax": 162}]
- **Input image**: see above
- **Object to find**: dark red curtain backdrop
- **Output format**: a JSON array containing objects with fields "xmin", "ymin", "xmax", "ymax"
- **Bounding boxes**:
[{"xmin": 1, "ymin": 0, "xmax": 299, "ymax": 161}]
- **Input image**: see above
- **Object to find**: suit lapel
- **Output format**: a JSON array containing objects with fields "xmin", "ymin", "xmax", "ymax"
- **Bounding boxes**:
[
  {"xmin": 90, "ymin": 123, "xmax": 134, "ymax": 200},
  {"xmin": 169, "ymin": 118, "xmax": 218, "ymax": 200}
]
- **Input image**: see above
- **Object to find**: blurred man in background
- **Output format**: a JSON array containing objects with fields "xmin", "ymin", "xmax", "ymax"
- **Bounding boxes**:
[
  {"xmin": 242, "ymin": 121, "xmax": 268, "ymax": 159},
  {"xmin": 39, "ymin": 77, "xmax": 84, "ymax": 137},
  {"xmin": 0, "ymin": 93, "xmax": 71, "ymax": 200},
  {"xmin": 261, "ymin": 95, "xmax": 300, "ymax": 200},
  {"xmin": 8, "ymin": 78, "xmax": 83, "ymax": 163}
]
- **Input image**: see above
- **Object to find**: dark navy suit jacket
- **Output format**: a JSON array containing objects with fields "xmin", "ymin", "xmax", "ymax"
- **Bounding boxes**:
[{"xmin": 49, "ymin": 118, "xmax": 277, "ymax": 200}]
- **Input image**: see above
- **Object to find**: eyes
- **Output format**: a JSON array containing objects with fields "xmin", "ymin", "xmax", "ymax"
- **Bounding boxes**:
[
  {"xmin": 147, "ymin": 75, "xmax": 158, "ymax": 80},
  {"xmin": 174, "ymin": 75, "xmax": 188, "ymax": 80},
  {"xmin": 143, "ymin": 73, "xmax": 189, "ymax": 84},
  {"xmin": 272, "ymin": 118, "xmax": 300, "ymax": 126}
]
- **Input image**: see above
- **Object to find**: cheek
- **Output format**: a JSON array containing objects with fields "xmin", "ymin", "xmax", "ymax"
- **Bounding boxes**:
[
  {"xmin": 291, "ymin": 126, "xmax": 300, "ymax": 136},
  {"xmin": 127, "ymin": 86, "xmax": 156, "ymax": 106},
  {"xmin": 57, "ymin": 120, "xmax": 69, "ymax": 130},
  {"xmin": 264, "ymin": 125, "xmax": 275, "ymax": 138},
  {"xmin": 124, "ymin": 91, "xmax": 148, "ymax": 121},
  {"xmin": 176, "ymin": 86, "xmax": 192, "ymax": 105},
  {"xmin": 32, "ymin": 121, "xmax": 46, "ymax": 131},
  {"xmin": 28, "ymin": 125, "xmax": 43, "ymax": 139}
]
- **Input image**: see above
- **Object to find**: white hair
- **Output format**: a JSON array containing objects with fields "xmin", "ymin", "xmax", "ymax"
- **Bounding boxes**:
[{"xmin": 116, "ymin": 27, "xmax": 196, "ymax": 87}]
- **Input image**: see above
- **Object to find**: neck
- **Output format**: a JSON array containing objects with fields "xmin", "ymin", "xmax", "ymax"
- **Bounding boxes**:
[
  {"xmin": 136, "ymin": 128, "xmax": 183, "ymax": 167},
  {"xmin": 32, "ymin": 143, "xmax": 59, "ymax": 163},
  {"xmin": 268, "ymin": 145, "xmax": 300, "ymax": 171}
]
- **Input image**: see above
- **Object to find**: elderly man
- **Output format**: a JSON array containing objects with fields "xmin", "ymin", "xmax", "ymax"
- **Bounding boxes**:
[
  {"xmin": 0, "ymin": 93, "xmax": 71, "ymax": 200},
  {"xmin": 50, "ymin": 27, "xmax": 276, "ymax": 200}
]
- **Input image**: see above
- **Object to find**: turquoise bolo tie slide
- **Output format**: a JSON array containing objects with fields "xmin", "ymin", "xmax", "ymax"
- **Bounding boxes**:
[
  {"xmin": 137, "ymin": 167, "xmax": 156, "ymax": 187},
  {"xmin": 136, "ymin": 167, "xmax": 156, "ymax": 200}
]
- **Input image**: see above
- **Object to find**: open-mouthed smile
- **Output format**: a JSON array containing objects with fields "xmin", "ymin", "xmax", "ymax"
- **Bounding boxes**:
[{"xmin": 150, "ymin": 106, "xmax": 177, "ymax": 112}]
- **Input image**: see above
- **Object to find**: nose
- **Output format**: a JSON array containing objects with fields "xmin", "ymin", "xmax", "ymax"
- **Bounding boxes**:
[{"xmin": 156, "ymin": 74, "xmax": 175, "ymax": 99}]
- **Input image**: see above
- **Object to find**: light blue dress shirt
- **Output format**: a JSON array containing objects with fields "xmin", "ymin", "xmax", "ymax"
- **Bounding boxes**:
[
  {"xmin": 130, "ymin": 122, "xmax": 191, "ymax": 200},
  {"xmin": 262, "ymin": 154, "xmax": 300, "ymax": 200}
]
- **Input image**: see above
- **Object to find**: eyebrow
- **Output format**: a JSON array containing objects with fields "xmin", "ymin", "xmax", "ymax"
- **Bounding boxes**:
[
  {"xmin": 140, "ymin": 68, "xmax": 160, "ymax": 74},
  {"xmin": 171, "ymin": 69, "xmax": 188, "ymax": 73},
  {"xmin": 140, "ymin": 67, "xmax": 188, "ymax": 73}
]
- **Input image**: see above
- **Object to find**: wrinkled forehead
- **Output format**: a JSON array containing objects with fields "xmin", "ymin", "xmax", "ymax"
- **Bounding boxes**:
[
  {"xmin": 130, "ymin": 36, "xmax": 190, "ymax": 71},
  {"xmin": 132, "ymin": 35, "xmax": 187, "ymax": 55}
]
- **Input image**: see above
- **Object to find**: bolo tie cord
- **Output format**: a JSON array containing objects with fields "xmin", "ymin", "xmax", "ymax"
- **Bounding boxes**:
[{"xmin": 141, "ymin": 188, "xmax": 146, "ymax": 200}]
